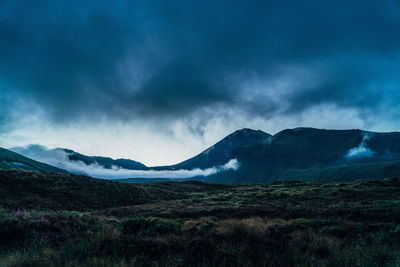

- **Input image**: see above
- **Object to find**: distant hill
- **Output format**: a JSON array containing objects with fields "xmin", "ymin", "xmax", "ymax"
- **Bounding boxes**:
[
  {"xmin": 0, "ymin": 169, "xmax": 229, "ymax": 210},
  {"xmin": 156, "ymin": 128, "xmax": 271, "ymax": 170},
  {"xmin": 58, "ymin": 128, "xmax": 270, "ymax": 172},
  {"xmin": 24, "ymin": 148, "xmax": 149, "ymax": 172},
  {"xmin": 114, "ymin": 178, "xmax": 173, "ymax": 183},
  {"xmin": 0, "ymin": 147, "xmax": 67, "ymax": 174},
  {"xmin": 15, "ymin": 129, "xmax": 270, "ymax": 179},
  {"xmin": 9, "ymin": 127, "xmax": 400, "ymax": 184},
  {"xmin": 62, "ymin": 149, "xmax": 148, "ymax": 170},
  {"xmin": 221, "ymin": 127, "xmax": 400, "ymax": 183}
]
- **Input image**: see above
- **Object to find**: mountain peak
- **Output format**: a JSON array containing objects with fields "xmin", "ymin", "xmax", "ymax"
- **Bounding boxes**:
[
  {"xmin": 163, "ymin": 128, "xmax": 271, "ymax": 170},
  {"xmin": 230, "ymin": 128, "xmax": 268, "ymax": 138},
  {"xmin": 235, "ymin": 128, "xmax": 260, "ymax": 133}
]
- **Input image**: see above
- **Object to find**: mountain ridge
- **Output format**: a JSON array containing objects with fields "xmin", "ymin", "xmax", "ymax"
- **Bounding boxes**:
[
  {"xmin": 6, "ymin": 127, "xmax": 400, "ymax": 184},
  {"xmin": 154, "ymin": 128, "xmax": 271, "ymax": 170},
  {"xmin": 227, "ymin": 127, "xmax": 400, "ymax": 183},
  {"xmin": 12, "ymin": 128, "xmax": 270, "ymax": 173},
  {"xmin": 0, "ymin": 147, "xmax": 68, "ymax": 174}
]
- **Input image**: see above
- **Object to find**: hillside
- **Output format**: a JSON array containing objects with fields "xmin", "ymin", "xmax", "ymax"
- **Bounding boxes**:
[
  {"xmin": 0, "ymin": 169, "xmax": 228, "ymax": 210},
  {"xmin": 11, "ymin": 129, "xmax": 271, "ymax": 180},
  {"xmin": 156, "ymin": 128, "xmax": 271, "ymax": 170},
  {"xmin": 226, "ymin": 128, "xmax": 400, "ymax": 183},
  {"xmin": 0, "ymin": 147, "xmax": 67, "ymax": 174},
  {"xmin": 276, "ymin": 160, "xmax": 400, "ymax": 183},
  {"xmin": 8, "ymin": 127, "xmax": 400, "ymax": 184},
  {"xmin": 62, "ymin": 149, "xmax": 149, "ymax": 170},
  {"xmin": 0, "ymin": 169, "xmax": 400, "ymax": 266},
  {"xmin": 32, "ymin": 148, "xmax": 149, "ymax": 170}
]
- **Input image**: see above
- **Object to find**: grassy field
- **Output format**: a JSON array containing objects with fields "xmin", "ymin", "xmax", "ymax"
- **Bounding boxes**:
[{"xmin": 1, "ymin": 170, "xmax": 400, "ymax": 266}]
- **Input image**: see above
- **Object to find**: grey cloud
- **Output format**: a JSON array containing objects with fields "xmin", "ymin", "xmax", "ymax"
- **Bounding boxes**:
[
  {"xmin": 10, "ymin": 144, "xmax": 50, "ymax": 158},
  {"xmin": 1, "ymin": 0, "xmax": 400, "ymax": 131}
]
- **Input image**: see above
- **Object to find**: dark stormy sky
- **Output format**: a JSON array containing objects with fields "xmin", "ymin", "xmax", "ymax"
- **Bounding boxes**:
[{"xmin": 1, "ymin": 0, "xmax": 400, "ymax": 165}]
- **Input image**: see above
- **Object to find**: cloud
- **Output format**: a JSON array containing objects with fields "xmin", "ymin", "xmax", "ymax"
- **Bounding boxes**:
[
  {"xmin": 11, "ymin": 144, "xmax": 49, "ymax": 158},
  {"xmin": 67, "ymin": 158, "xmax": 240, "ymax": 180},
  {"xmin": 2, "ymin": 1, "xmax": 400, "ymax": 164},
  {"xmin": 345, "ymin": 134, "xmax": 375, "ymax": 159},
  {"xmin": 12, "ymin": 145, "xmax": 240, "ymax": 179},
  {"xmin": 1, "ymin": 0, "xmax": 400, "ymax": 128}
]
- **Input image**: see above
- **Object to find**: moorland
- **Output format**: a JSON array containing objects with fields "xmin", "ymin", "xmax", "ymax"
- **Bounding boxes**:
[{"xmin": 1, "ymin": 170, "xmax": 400, "ymax": 266}]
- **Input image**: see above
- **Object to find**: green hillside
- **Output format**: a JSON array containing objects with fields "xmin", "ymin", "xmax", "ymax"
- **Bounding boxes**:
[
  {"xmin": 62, "ymin": 148, "xmax": 149, "ymax": 170},
  {"xmin": 0, "ymin": 170, "xmax": 228, "ymax": 210},
  {"xmin": 0, "ymin": 147, "xmax": 67, "ymax": 174},
  {"xmin": 277, "ymin": 160, "xmax": 400, "ymax": 182},
  {"xmin": 226, "ymin": 128, "xmax": 400, "ymax": 183},
  {"xmin": 21, "ymin": 128, "xmax": 400, "ymax": 185}
]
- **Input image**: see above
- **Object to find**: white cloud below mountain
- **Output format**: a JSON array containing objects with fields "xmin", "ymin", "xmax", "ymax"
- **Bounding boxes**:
[{"xmin": 11, "ymin": 146, "xmax": 240, "ymax": 179}]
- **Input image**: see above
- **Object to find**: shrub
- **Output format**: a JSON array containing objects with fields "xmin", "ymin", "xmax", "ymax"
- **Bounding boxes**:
[
  {"xmin": 27, "ymin": 212, "xmax": 100, "ymax": 246},
  {"xmin": 217, "ymin": 217, "xmax": 288, "ymax": 240},
  {"xmin": 0, "ymin": 219, "xmax": 27, "ymax": 246},
  {"xmin": 122, "ymin": 217, "xmax": 180, "ymax": 236},
  {"xmin": 200, "ymin": 220, "xmax": 217, "ymax": 232},
  {"xmin": 322, "ymin": 225, "xmax": 357, "ymax": 239}
]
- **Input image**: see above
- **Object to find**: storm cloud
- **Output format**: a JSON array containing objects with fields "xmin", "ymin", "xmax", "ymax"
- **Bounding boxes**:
[
  {"xmin": 1, "ymin": 0, "xmax": 400, "ymax": 122},
  {"xmin": 1, "ymin": 0, "xmax": 400, "ymax": 165}
]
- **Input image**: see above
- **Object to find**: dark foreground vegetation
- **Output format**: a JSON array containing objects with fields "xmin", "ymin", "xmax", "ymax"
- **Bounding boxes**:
[{"xmin": 1, "ymin": 170, "xmax": 400, "ymax": 266}]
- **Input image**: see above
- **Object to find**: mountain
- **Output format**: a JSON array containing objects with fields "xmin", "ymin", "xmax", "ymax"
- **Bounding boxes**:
[
  {"xmin": 223, "ymin": 127, "xmax": 400, "ymax": 183},
  {"xmin": 276, "ymin": 159, "xmax": 400, "ymax": 183},
  {"xmin": 0, "ymin": 147, "xmax": 67, "ymax": 174},
  {"xmin": 59, "ymin": 128, "xmax": 270, "ymax": 171},
  {"xmin": 9, "ymin": 127, "xmax": 400, "ymax": 184},
  {"xmin": 18, "ymin": 129, "xmax": 270, "ymax": 179},
  {"xmin": 157, "ymin": 128, "xmax": 271, "ymax": 170},
  {"xmin": 25, "ymin": 148, "xmax": 149, "ymax": 172},
  {"xmin": 61, "ymin": 149, "xmax": 148, "ymax": 170}
]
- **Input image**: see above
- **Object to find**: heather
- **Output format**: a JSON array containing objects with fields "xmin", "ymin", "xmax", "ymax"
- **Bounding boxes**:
[{"xmin": 1, "ymin": 170, "xmax": 400, "ymax": 266}]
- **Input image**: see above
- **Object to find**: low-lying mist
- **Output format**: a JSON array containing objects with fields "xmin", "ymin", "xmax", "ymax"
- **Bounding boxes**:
[
  {"xmin": 12, "ymin": 146, "xmax": 240, "ymax": 179},
  {"xmin": 345, "ymin": 133, "xmax": 375, "ymax": 159}
]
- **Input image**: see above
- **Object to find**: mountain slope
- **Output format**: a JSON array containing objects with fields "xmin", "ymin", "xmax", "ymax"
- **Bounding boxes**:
[
  {"xmin": 229, "ymin": 127, "xmax": 400, "ymax": 183},
  {"xmin": 62, "ymin": 149, "xmax": 148, "ymax": 170},
  {"xmin": 26, "ymin": 148, "xmax": 149, "ymax": 171},
  {"xmin": 8, "ymin": 127, "xmax": 400, "ymax": 184},
  {"xmin": 0, "ymin": 147, "xmax": 67, "ymax": 174},
  {"xmin": 275, "ymin": 160, "xmax": 400, "ymax": 183},
  {"xmin": 56, "ymin": 128, "xmax": 270, "ymax": 172},
  {"xmin": 157, "ymin": 128, "xmax": 271, "ymax": 170}
]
